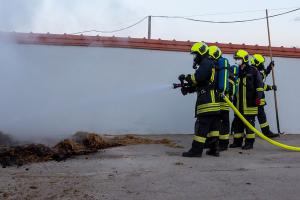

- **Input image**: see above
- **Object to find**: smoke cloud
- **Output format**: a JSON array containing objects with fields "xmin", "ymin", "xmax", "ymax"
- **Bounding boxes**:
[{"xmin": 1, "ymin": 1, "xmax": 299, "ymax": 46}]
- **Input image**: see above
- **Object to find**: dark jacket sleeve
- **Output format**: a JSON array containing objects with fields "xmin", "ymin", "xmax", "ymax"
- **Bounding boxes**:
[
  {"xmin": 266, "ymin": 62, "xmax": 273, "ymax": 75},
  {"xmin": 185, "ymin": 65, "xmax": 211, "ymax": 87},
  {"xmin": 255, "ymin": 69, "xmax": 264, "ymax": 99}
]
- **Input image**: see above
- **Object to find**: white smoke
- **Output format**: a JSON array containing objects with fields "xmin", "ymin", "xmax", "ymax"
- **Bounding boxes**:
[
  {"xmin": 0, "ymin": 1, "xmax": 299, "ymax": 46},
  {"xmin": 0, "ymin": 0, "xmax": 146, "ymax": 37}
]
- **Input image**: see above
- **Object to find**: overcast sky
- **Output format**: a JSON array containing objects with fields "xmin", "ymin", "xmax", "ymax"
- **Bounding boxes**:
[{"xmin": 0, "ymin": 0, "xmax": 299, "ymax": 47}]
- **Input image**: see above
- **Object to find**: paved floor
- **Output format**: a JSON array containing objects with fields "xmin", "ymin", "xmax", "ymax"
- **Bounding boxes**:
[{"xmin": 1, "ymin": 134, "xmax": 300, "ymax": 200}]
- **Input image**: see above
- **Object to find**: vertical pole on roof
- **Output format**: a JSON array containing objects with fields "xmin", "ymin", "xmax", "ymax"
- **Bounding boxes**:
[
  {"xmin": 266, "ymin": 9, "xmax": 282, "ymax": 134},
  {"xmin": 148, "ymin": 15, "xmax": 152, "ymax": 39}
]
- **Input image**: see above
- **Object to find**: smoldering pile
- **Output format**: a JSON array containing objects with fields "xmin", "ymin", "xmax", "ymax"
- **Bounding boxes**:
[
  {"xmin": 0, "ymin": 132, "xmax": 180, "ymax": 168},
  {"xmin": 0, "ymin": 131, "xmax": 16, "ymax": 146}
]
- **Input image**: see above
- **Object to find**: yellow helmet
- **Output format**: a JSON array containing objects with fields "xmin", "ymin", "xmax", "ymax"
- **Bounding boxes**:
[
  {"xmin": 191, "ymin": 42, "xmax": 208, "ymax": 55},
  {"xmin": 234, "ymin": 49, "xmax": 249, "ymax": 63},
  {"xmin": 209, "ymin": 45, "xmax": 222, "ymax": 60},
  {"xmin": 250, "ymin": 54, "xmax": 265, "ymax": 67}
]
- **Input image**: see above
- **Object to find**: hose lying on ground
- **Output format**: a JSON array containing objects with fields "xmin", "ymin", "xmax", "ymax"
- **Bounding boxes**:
[{"xmin": 223, "ymin": 95, "xmax": 300, "ymax": 152}]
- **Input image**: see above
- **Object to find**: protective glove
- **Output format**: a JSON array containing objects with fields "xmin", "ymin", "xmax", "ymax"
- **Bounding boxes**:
[
  {"xmin": 271, "ymin": 85, "xmax": 277, "ymax": 91},
  {"xmin": 181, "ymin": 87, "xmax": 188, "ymax": 96},
  {"xmin": 255, "ymin": 98, "xmax": 261, "ymax": 106},
  {"xmin": 178, "ymin": 74, "xmax": 186, "ymax": 82},
  {"xmin": 267, "ymin": 61, "xmax": 274, "ymax": 72}
]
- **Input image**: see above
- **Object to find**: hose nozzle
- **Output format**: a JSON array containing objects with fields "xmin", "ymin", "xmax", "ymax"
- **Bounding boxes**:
[{"xmin": 173, "ymin": 83, "xmax": 182, "ymax": 89}]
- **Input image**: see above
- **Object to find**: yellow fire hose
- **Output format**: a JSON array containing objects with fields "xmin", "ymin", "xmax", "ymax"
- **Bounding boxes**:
[{"xmin": 223, "ymin": 95, "xmax": 300, "ymax": 152}]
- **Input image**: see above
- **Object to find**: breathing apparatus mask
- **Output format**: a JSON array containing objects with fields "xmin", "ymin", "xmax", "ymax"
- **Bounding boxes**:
[
  {"xmin": 235, "ymin": 59, "xmax": 243, "ymax": 66},
  {"xmin": 192, "ymin": 53, "xmax": 201, "ymax": 69}
]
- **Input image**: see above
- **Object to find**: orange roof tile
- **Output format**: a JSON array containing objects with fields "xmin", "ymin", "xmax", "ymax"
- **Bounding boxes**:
[{"xmin": 1, "ymin": 32, "xmax": 300, "ymax": 58}]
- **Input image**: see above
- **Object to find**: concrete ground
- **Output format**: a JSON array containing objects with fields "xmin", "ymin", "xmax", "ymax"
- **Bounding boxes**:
[{"xmin": 1, "ymin": 134, "xmax": 300, "ymax": 200}]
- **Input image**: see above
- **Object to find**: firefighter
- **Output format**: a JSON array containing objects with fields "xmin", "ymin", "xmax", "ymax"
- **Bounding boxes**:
[
  {"xmin": 208, "ymin": 45, "xmax": 230, "ymax": 151},
  {"xmin": 250, "ymin": 54, "xmax": 279, "ymax": 138},
  {"xmin": 229, "ymin": 50, "xmax": 264, "ymax": 150},
  {"xmin": 179, "ymin": 41, "xmax": 220, "ymax": 157}
]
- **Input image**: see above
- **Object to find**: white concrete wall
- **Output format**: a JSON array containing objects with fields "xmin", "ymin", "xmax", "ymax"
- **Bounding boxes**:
[{"xmin": 0, "ymin": 42, "xmax": 299, "ymax": 138}]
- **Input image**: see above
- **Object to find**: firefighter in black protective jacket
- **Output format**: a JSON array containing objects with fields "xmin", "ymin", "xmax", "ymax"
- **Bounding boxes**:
[
  {"xmin": 208, "ymin": 45, "xmax": 230, "ymax": 151},
  {"xmin": 179, "ymin": 42, "xmax": 220, "ymax": 157},
  {"xmin": 230, "ymin": 50, "xmax": 264, "ymax": 150},
  {"xmin": 250, "ymin": 54, "xmax": 279, "ymax": 138}
]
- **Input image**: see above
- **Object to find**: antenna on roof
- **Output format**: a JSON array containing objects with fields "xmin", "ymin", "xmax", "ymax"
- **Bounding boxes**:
[{"xmin": 148, "ymin": 16, "xmax": 152, "ymax": 39}]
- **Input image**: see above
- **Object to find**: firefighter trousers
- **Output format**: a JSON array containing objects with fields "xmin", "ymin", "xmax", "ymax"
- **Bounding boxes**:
[
  {"xmin": 194, "ymin": 115, "xmax": 220, "ymax": 150},
  {"xmin": 257, "ymin": 106, "xmax": 271, "ymax": 134},
  {"xmin": 219, "ymin": 110, "xmax": 230, "ymax": 147},
  {"xmin": 232, "ymin": 115, "xmax": 256, "ymax": 145}
]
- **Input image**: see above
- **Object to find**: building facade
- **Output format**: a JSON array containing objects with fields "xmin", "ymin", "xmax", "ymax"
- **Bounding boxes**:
[{"xmin": 0, "ymin": 32, "xmax": 299, "ymax": 137}]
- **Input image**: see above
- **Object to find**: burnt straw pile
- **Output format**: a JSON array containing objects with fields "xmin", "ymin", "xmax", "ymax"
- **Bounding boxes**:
[
  {"xmin": 0, "ymin": 132, "xmax": 16, "ymax": 146},
  {"xmin": 0, "ymin": 132, "xmax": 180, "ymax": 168}
]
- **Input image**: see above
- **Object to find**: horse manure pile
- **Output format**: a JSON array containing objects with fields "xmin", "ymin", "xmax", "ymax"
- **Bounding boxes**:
[
  {"xmin": 0, "ymin": 132, "xmax": 16, "ymax": 146},
  {"xmin": 0, "ymin": 144, "xmax": 53, "ymax": 167},
  {"xmin": 72, "ymin": 132, "xmax": 120, "ymax": 149},
  {"xmin": 113, "ymin": 134, "xmax": 182, "ymax": 148},
  {"xmin": 0, "ymin": 132, "xmax": 180, "ymax": 168}
]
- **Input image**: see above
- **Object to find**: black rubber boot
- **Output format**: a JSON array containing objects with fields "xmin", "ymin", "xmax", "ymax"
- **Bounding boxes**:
[
  {"xmin": 182, "ymin": 141, "xmax": 203, "ymax": 157},
  {"xmin": 206, "ymin": 147, "xmax": 220, "ymax": 157},
  {"xmin": 229, "ymin": 138, "xmax": 243, "ymax": 148},
  {"xmin": 264, "ymin": 131, "xmax": 279, "ymax": 138},
  {"xmin": 204, "ymin": 137, "xmax": 212, "ymax": 149},
  {"xmin": 261, "ymin": 126, "xmax": 280, "ymax": 138},
  {"xmin": 218, "ymin": 140, "xmax": 229, "ymax": 151},
  {"xmin": 206, "ymin": 139, "xmax": 220, "ymax": 157},
  {"xmin": 242, "ymin": 139, "xmax": 254, "ymax": 150}
]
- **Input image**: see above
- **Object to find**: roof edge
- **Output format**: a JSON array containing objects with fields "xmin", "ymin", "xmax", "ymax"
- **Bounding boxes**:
[{"xmin": 1, "ymin": 31, "xmax": 300, "ymax": 58}]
